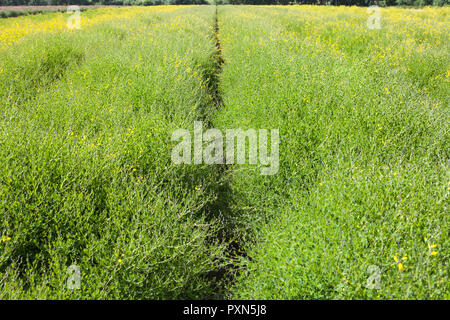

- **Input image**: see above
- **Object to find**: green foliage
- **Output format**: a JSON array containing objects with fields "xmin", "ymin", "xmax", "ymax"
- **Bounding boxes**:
[
  {"xmin": 0, "ymin": 0, "xmax": 210, "ymax": 6},
  {"xmin": 216, "ymin": 6, "xmax": 449, "ymax": 299},
  {"xmin": 0, "ymin": 0, "xmax": 447, "ymax": 5},
  {"xmin": 0, "ymin": 5, "xmax": 448, "ymax": 300},
  {"xmin": 0, "ymin": 6, "xmax": 231, "ymax": 299}
]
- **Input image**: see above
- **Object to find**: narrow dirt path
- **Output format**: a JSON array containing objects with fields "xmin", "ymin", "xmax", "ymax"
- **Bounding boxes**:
[{"xmin": 197, "ymin": 6, "xmax": 248, "ymax": 299}]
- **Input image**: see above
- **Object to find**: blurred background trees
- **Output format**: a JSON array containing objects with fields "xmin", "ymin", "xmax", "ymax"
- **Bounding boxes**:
[{"xmin": 0, "ymin": 0, "xmax": 448, "ymax": 6}]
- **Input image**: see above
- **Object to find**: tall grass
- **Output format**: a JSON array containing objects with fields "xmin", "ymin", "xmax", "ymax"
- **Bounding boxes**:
[
  {"xmin": 216, "ymin": 6, "xmax": 449, "ymax": 299},
  {"xmin": 0, "ymin": 5, "xmax": 448, "ymax": 300}
]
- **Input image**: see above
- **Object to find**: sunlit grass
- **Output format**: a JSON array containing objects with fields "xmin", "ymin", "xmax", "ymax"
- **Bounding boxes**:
[{"xmin": 217, "ymin": 5, "xmax": 448, "ymax": 299}]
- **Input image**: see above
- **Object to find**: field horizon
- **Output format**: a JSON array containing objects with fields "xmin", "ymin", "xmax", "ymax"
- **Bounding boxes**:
[{"xmin": 0, "ymin": 5, "xmax": 448, "ymax": 300}]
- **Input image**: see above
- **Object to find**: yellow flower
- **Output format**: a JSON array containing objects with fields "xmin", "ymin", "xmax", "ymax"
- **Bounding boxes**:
[
  {"xmin": 1, "ymin": 236, "xmax": 11, "ymax": 242},
  {"xmin": 398, "ymin": 263, "xmax": 404, "ymax": 271},
  {"xmin": 394, "ymin": 255, "xmax": 398, "ymax": 263},
  {"xmin": 431, "ymin": 251, "xmax": 437, "ymax": 256},
  {"xmin": 402, "ymin": 254, "xmax": 408, "ymax": 261},
  {"xmin": 118, "ymin": 259, "xmax": 123, "ymax": 263}
]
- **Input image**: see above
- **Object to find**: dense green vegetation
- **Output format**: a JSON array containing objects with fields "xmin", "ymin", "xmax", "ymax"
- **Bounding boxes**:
[
  {"xmin": 0, "ymin": 0, "xmax": 208, "ymax": 6},
  {"xmin": 222, "ymin": 0, "xmax": 448, "ymax": 6},
  {"xmin": 0, "ymin": 5, "xmax": 448, "ymax": 299},
  {"xmin": 217, "ymin": 6, "xmax": 448, "ymax": 299}
]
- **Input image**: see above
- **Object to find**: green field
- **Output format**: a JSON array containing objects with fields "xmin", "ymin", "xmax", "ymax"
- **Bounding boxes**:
[{"xmin": 0, "ymin": 5, "xmax": 448, "ymax": 299}]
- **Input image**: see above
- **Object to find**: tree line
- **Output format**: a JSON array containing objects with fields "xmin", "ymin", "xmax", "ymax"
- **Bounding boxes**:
[
  {"xmin": 220, "ymin": 0, "xmax": 447, "ymax": 5},
  {"xmin": 0, "ymin": 0, "xmax": 447, "ymax": 7}
]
